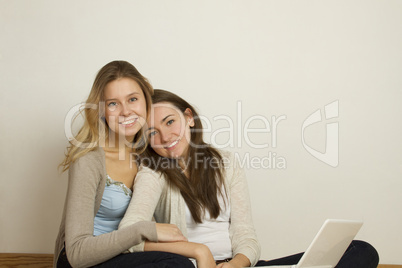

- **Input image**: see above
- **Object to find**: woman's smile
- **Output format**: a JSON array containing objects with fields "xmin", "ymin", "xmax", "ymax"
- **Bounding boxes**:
[
  {"xmin": 119, "ymin": 117, "xmax": 138, "ymax": 127},
  {"xmin": 164, "ymin": 139, "xmax": 181, "ymax": 150}
]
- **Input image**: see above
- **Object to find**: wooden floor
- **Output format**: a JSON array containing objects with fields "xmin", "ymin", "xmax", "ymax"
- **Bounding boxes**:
[
  {"xmin": 0, "ymin": 253, "xmax": 400, "ymax": 267},
  {"xmin": 0, "ymin": 254, "xmax": 53, "ymax": 267}
]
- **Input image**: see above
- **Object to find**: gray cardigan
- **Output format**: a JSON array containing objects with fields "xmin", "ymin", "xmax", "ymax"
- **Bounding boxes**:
[
  {"xmin": 54, "ymin": 147, "xmax": 157, "ymax": 268},
  {"xmin": 119, "ymin": 150, "xmax": 261, "ymax": 266}
]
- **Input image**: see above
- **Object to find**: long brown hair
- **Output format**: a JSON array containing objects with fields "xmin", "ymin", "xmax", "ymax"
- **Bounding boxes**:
[
  {"xmin": 141, "ymin": 89, "xmax": 225, "ymax": 223},
  {"xmin": 60, "ymin": 60, "xmax": 153, "ymax": 171}
]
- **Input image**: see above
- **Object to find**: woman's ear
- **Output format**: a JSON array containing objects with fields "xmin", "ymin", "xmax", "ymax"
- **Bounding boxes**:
[{"xmin": 184, "ymin": 108, "xmax": 195, "ymax": 127}]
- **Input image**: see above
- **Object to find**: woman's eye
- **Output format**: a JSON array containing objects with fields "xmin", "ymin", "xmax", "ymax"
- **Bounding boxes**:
[
  {"xmin": 148, "ymin": 131, "xmax": 157, "ymax": 137},
  {"xmin": 129, "ymin": 97, "xmax": 137, "ymax": 102},
  {"xmin": 107, "ymin": 102, "xmax": 117, "ymax": 108},
  {"xmin": 167, "ymin": 119, "xmax": 174, "ymax": 126}
]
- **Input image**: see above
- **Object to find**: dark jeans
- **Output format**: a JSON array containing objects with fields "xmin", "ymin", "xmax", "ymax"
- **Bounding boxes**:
[
  {"xmin": 255, "ymin": 240, "xmax": 379, "ymax": 268},
  {"xmin": 57, "ymin": 247, "xmax": 194, "ymax": 268}
]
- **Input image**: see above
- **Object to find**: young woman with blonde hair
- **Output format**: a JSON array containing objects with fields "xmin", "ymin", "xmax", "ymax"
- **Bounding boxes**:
[{"xmin": 54, "ymin": 62, "xmax": 193, "ymax": 268}]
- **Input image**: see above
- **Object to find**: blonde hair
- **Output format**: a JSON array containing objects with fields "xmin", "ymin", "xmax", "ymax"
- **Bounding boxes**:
[{"xmin": 60, "ymin": 61, "xmax": 153, "ymax": 172}]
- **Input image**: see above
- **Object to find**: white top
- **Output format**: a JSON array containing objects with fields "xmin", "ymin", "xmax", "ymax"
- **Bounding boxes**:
[{"xmin": 184, "ymin": 187, "xmax": 232, "ymax": 260}]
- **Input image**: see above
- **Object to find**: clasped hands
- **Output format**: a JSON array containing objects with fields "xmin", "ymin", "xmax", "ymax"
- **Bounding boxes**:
[{"xmin": 155, "ymin": 223, "xmax": 245, "ymax": 268}]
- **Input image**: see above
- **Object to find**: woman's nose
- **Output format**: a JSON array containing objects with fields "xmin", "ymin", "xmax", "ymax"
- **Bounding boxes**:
[
  {"xmin": 159, "ymin": 130, "xmax": 171, "ymax": 143},
  {"xmin": 121, "ymin": 103, "xmax": 131, "ymax": 116}
]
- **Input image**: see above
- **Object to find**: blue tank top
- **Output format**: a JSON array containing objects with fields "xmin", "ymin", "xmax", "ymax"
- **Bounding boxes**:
[{"xmin": 93, "ymin": 175, "xmax": 132, "ymax": 236}]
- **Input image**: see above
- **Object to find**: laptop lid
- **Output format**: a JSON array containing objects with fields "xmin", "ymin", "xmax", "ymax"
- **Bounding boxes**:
[{"xmin": 296, "ymin": 219, "xmax": 363, "ymax": 268}]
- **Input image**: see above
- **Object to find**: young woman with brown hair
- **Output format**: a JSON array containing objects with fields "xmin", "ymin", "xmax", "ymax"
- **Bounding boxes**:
[
  {"xmin": 119, "ymin": 89, "xmax": 260, "ymax": 267},
  {"xmin": 119, "ymin": 89, "xmax": 379, "ymax": 268}
]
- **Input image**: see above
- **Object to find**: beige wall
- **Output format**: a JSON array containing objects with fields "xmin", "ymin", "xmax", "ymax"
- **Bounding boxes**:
[{"xmin": 0, "ymin": 0, "xmax": 401, "ymax": 264}]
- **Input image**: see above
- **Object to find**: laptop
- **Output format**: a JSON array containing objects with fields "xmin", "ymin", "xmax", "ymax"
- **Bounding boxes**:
[{"xmin": 255, "ymin": 219, "xmax": 363, "ymax": 268}]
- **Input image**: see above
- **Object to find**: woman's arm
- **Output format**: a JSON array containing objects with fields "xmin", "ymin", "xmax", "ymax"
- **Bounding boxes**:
[
  {"xmin": 118, "ymin": 167, "xmax": 167, "ymax": 251},
  {"xmin": 64, "ymin": 152, "xmax": 158, "ymax": 268},
  {"xmin": 145, "ymin": 241, "xmax": 216, "ymax": 268},
  {"xmin": 216, "ymin": 253, "xmax": 251, "ymax": 268},
  {"xmin": 226, "ymin": 152, "xmax": 261, "ymax": 267},
  {"xmin": 120, "ymin": 169, "xmax": 216, "ymax": 267},
  {"xmin": 119, "ymin": 167, "xmax": 165, "ymax": 229}
]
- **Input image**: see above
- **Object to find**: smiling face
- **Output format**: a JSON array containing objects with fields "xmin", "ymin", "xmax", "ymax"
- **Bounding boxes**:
[
  {"xmin": 147, "ymin": 102, "xmax": 194, "ymax": 160},
  {"xmin": 103, "ymin": 77, "xmax": 147, "ymax": 140}
]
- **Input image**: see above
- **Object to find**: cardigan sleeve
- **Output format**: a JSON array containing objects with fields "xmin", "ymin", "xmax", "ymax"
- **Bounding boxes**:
[
  {"xmin": 118, "ymin": 167, "xmax": 166, "ymax": 252},
  {"xmin": 64, "ymin": 152, "xmax": 157, "ymax": 268},
  {"xmin": 226, "ymin": 152, "xmax": 261, "ymax": 266}
]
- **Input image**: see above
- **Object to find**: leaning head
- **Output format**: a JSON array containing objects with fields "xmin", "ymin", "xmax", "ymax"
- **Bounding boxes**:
[{"xmin": 146, "ymin": 89, "xmax": 205, "ymax": 160}]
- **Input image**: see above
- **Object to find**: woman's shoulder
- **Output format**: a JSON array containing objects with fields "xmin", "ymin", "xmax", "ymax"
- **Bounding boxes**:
[
  {"xmin": 214, "ymin": 149, "xmax": 245, "ymax": 183},
  {"xmin": 137, "ymin": 165, "xmax": 165, "ymax": 179},
  {"xmin": 134, "ymin": 165, "xmax": 167, "ymax": 190},
  {"xmin": 214, "ymin": 149, "xmax": 236, "ymax": 168},
  {"xmin": 70, "ymin": 147, "xmax": 105, "ymax": 170},
  {"xmin": 79, "ymin": 147, "xmax": 104, "ymax": 162}
]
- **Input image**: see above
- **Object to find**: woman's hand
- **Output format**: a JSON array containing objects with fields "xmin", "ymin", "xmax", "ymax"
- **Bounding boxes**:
[
  {"xmin": 216, "ymin": 262, "xmax": 241, "ymax": 268},
  {"xmin": 193, "ymin": 244, "xmax": 216, "ymax": 268},
  {"xmin": 216, "ymin": 254, "xmax": 250, "ymax": 268},
  {"xmin": 145, "ymin": 240, "xmax": 215, "ymax": 267},
  {"xmin": 216, "ymin": 263, "xmax": 238, "ymax": 268},
  {"xmin": 155, "ymin": 223, "xmax": 187, "ymax": 242}
]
